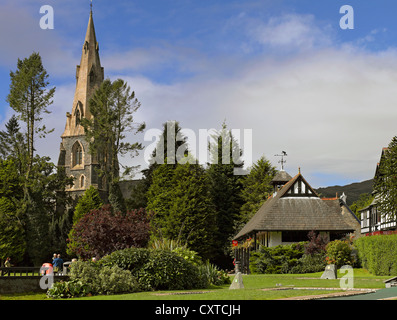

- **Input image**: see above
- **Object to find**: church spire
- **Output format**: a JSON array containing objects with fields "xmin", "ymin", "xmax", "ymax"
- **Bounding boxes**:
[
  {"xmin": 58, "ymin": 6, "xmax": 106, "ymax": 198},
  {"xmin": 61, "ymin": 7, "xmax": 104, "ymax": 138}
]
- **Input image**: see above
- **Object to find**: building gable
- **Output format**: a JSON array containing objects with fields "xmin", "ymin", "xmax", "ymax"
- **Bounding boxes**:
[{"xmin": 281, "ymin": 174, "xmax": 318, "ymax": 198}]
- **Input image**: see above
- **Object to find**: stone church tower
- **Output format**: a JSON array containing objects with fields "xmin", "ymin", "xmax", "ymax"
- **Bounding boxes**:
[{"xmin": 58, "ymin": 8, "xmax": 107, "ymax": 199}]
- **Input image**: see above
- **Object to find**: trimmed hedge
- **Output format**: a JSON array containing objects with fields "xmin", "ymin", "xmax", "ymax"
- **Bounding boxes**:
[{"xmin": 354, "ymin": 234, "xmax": 397, "ymax": 276}]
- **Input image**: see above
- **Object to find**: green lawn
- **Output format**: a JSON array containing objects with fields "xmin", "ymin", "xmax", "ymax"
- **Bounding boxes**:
[{"xmin": 0, "ymin": 269, "xmax": 389, "ymax": 301}]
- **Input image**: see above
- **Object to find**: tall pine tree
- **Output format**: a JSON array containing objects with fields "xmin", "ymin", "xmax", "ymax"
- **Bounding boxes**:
[
  {"xmin": 147, "ymin": 159, "xmax": 217, "ymax": 260},
  {"xmin": 374, "ymin": 136, "xmax": 397, "ymax": 220},
  {"xmin": 206, "ymin": 122, "xmax": 245, "ymax": 268}
]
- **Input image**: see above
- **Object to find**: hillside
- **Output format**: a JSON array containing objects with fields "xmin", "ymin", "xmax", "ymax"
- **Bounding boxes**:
[{"xmin": 315, "ymin": 179, "xmax": 374, "ymax": 206}]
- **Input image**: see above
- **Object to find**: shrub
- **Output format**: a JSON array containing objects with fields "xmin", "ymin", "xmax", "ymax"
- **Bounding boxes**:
[
  {"xmin": 196, "ymin": 261, "xmax": 231, "ymax": 287},
  {"xmin": 290, "ymin": 253, "xmax": 327, "ymax": 274},
  {"xmin": 138, "ymin": 250, "xmax": 201, "ymax": 290},
  {"xmin": 47, "ymin": 260, "xmax": 140, "ymax": 298},
  {"xmin": 249, "ymin": 243, "xmax": 305, "ymax": 274},
  {"xmin": 100, "ymin": 247, "xmax": 151, "ymax": 277},
  {"xmin": 47, "ymin": 279, "xmax": 90, "ymax": 299},
  {"xmin": 325, "ymin": 240, "xmax": 354, "ymax": 268},
  {"xmin": 355, "ymin": 234, "xmax": 397, "ymax": 276},
  {"xmin": 304, "ymin": 231, "xmax": 328, "ymax": 255},
  {"xmin": 100, "ymin": 248, "xmax": 205, "ymax": 291},
  {"xmin": 96, "ymin": 265, "xmax": 139, "ymax": 295},
  {"xmin": 67, "ymin": 205, "xmax": 151, "ymax": 259}
]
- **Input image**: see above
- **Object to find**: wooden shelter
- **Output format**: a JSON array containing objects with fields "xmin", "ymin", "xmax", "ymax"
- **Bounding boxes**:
[{"xmin": 233, "ymin": 170, "xmax": 360, "ymax": 272}]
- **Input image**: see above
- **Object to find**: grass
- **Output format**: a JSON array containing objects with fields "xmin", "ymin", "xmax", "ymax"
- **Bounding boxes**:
[{"xmin": 0, "ymin": 268, "xmax": 390, "ymax": 301}]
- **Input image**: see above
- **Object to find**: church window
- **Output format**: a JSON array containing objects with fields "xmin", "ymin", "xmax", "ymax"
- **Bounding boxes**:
[
  {"xmin": 80, "ymin": 175, "xmax": 85, "ymax": 188},
  {"xmin": 75, "ymin": 108, "xmax": 81, "ymax": 126},
  {"xmin": 72, "ymin": 142, "xmax": 83, "ymax": 167},
  {"xmin": 89, "ymin": 69, "xmax": 95, "ymax": 86}
]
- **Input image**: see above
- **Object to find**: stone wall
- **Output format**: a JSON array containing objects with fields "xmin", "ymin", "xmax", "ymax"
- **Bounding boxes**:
[{"xmin": 0, "ymin": 276, "xmax": 68, "ymax": 295}]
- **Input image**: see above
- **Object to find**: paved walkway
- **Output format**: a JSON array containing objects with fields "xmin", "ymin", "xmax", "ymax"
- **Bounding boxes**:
[
  {"xmin": 276, "ymin": 287, "xmax": 397, "ymax": 300},
  {"xmin": 322, "ymin": 287, "xmax": 397, "ymax": 300}
]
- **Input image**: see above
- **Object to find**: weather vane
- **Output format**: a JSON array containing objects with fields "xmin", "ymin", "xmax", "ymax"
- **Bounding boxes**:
[{"xmin": 275, "ymin": 151, "xmax": 287, "ymax": 171}]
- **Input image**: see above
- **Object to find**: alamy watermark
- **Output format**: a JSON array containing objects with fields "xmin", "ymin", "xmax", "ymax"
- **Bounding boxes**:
[
  {"xmin": 339, "ymin": 265, "xmax": 354, "ymax": 289},
  {"xmin": 39, "ymin": 4, "xmax": 355, "ymax": 30},
  {"xmin": 39, "ymin": 265, "xmax": 54, "ymax": 290},
  {"xmin": 143, "ymin": 122, "xmax": 252, "ymax": 175},
  {"xmin": 39, "ymin": 5, "xmax": 54, "ymax": 30}
]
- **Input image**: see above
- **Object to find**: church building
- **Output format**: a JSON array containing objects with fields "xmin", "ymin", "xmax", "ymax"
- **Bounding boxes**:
[{"xmin": 57, "ymin": 8, "xmax": 107, "ymax": 199}]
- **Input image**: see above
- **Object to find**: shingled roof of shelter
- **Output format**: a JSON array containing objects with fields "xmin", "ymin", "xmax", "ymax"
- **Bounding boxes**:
[
  {"xmin": 271, "ymin": 170, "xmax": 293, "ymax": 183},
  {"xmin": 234, "ymin": 172, "xmax": 357, "ymax": 240}
]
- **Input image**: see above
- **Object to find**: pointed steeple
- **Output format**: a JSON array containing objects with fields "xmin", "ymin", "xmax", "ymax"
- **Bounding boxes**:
[
  {"xmin": 61, "ymin": 8, "xmax": 104, "ymax": 138},
  {"xmin": 58, "ymin": 7, "xmax": 107, "ymax": 200}
]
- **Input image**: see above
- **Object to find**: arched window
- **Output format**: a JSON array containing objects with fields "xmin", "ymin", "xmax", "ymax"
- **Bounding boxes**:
[
  {"xmin": 72, "ymin": 142, "xmax": 83, "ymax": 167},
  {"xmin": 75, "ymin": 108, "xmax": 81, "ymax": 126},
  {"xmin": 74, "ymin": 101, "xmax": 83, "ymax": 127},
  {"xmin": 80, "ymin": 175, "xmax": 85, "ymax": 188}
]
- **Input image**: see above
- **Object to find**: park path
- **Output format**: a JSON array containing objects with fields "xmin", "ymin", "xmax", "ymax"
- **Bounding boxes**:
[
  {"xmin": 278, "ymin": 287, "xmax": 397, "ymax": 300},
  {"xmin": 322, "ymin": 287, "xmax": 397, "ymax": 300}
]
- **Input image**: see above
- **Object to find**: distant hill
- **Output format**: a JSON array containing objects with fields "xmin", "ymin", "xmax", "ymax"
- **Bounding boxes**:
[{"xmin": 315, "ymin": 179, "xmax": 374, "ymax": 206}]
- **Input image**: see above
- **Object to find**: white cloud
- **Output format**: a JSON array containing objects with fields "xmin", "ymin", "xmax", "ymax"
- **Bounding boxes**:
[
  {"xmin": 11, "ymin": 10, "xmax": 397, "ymax": 188},
  {"xmin": 106, "ymin": 45, "xmax": 397, "ymax": 187}
]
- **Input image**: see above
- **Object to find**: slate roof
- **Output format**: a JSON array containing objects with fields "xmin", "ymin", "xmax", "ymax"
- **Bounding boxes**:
[{"xmin": 234, "ymin": 172, "xmax": 358, "ymax": 240}]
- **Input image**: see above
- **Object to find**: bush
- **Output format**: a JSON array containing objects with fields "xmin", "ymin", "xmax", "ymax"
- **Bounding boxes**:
[
  {"xmin": 138, "ymin": 250, "xmax": 202, "ymax": 290},
  {"xmin": 355, "ymin": 234, "xmax": 397, "ymax": 276},
  {"xmin": 100, "ymin": 247, "xmax": 151, "ymax": 277},
  {"xmin": 290, "ymin": 253, "xmax": 327, "ymax": 274},
  {"xmin": 100, "ymin": 248, "xmax": 205, "ymax": 291},
  {"xmin": 96, "ymin": 265, "xmax": 139, "ymax": 295},
  {"xmin": 47, "ymin": 260, "xmax": 140, "ymax": 298},
  {"xmin": 47, "ymin": 279, "xmax": 90, "ymax": 299},
  {"xmin": 325, "ymin": 240, "xmax": 354, "ymax": 268},
  {"xmin": 196, "ymin": 262, "xmax": 231, "ymax": 287},
  {"xmin": 249, "ymin": 243, "xmax": 305, "ymax": 274},
  {"xmin": 67, "ymin": 205, "xmax": 151, "ymax": 259}
]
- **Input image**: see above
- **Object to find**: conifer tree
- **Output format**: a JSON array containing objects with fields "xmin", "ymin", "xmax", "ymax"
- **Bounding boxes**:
[
  {"xmin": 82, "ymin": 78, "xmax": 145, "ymax": 213},
  {"xmin": 374, "ymin": 136, "xmax": 397, "ymax": 220},
  {"xmin": 7, "ymin": 52, "xmax": 55, "ymax": 170},
  {"xmin": 147, "ymin": 159, "xmax": 217, "ymax": 260},
  {"xmin": 206, "ymin": 122, "xmax": 245, "ymax": 267},
  {"xmin": 239, "ymin": 156, "xmax": 277, "ymax": 223},
  {"xmin": 127, "ymin": 121, "xmax": 187, "ymax": 210}
]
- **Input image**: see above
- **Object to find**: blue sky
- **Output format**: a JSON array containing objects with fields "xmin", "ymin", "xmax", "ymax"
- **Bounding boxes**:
[{"xmin": 1, "ymin": 0, "xmax": 397, "ymax": 189}]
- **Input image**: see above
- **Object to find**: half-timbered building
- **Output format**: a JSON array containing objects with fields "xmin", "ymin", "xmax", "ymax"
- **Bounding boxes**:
[{"xmin": 360, "ymin": 148, "xmax": 397, "ymax": 235}]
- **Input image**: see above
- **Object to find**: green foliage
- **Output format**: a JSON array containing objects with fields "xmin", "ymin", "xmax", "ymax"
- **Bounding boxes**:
[
  {"xmin": 374, "ymin": 136, "xmax": 397, "ymax": 220},
  {"xmin": 47, "ymin": 261, "xmax": 139, "ymax": 298},
  {"xmin": 100, "ymin": 247, "xmax": 151, "ymax": 277},
  {"xmin": 147, "ymin": 161, "xmax": 217, "ymax": 260},
  {"xmin": 196, "ymin": 261, "xmax": 231, "ymax": 287},
  {"xmin": 82, "ymin": 78, "xmax": 145, "ymax": 192},
  {"xmin": 73, "ymin": 186, "xmax": 103, "ymax": 224},
  {"xmin": 355, "ymin": 235, "xmax": 397, "ymax": 276},
  {"xmin": 206, "ymin": 122, "xmax": 245, "ymax": 267},
  {"xmin": 47, "ymin": 279, "xmax": 90, "ymax": 299},
  {"xmin": 138, "ymin": 250, "xmax": 201, "ymax": 291},
  {"xmin": 250, "ymin": 243, "xmax": 305, "ymax": 274},
  {"xmin": 349, "ymin": 193, "xmax": 374, "ymax": 219},
  {"xmin": 325, "ymin": 240, "xmax": 354, "ymax": 268},
  {"xmin": 7, "ymin": 52, "xmax": 55, "ymax": 163},
  {"xmin": 100, "ymin": 248, "xmax": 203, "ymax": 291},
  {"xmin": 0, "ymin": 197, "xmax": 25, "ymax": 264},
  {"xmin": 290, "ymin": 253, "xmax": 327, "ymax": 274},
  {"xmin": 239, "ymin": 156, "xmax": 277, "ymax": 223}
]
